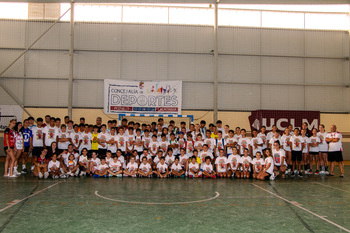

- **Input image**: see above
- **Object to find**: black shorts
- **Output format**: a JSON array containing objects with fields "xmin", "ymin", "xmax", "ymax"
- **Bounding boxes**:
[
  {"xmin": 328, "ymin": 151, "xmax": 343, "ymax": 162},
  {"xmin": 32, "ymin": 147, "xmax": 43, "ymax": 157},
  {"xmin": 264, "ymin": 172, "xmax": 273, "ymax": 180},
  {"xmin": 4, "ymin": 146, "xmax": 14, "ymax": 153},
  {"xmin": 309, "ymin": 152, "xmax": 319, "ymax": 155},
  {"xmin": 275, "ymin": 165, "xmax": 281, "ymax": 170},
  {"xmin": 98, "ymin": 149, "xmax": 107, "ymax": 156},
  {"xmin": 292, "ymin": 151, "xmax": 302, "ymax": 161},
  {"xmin": 23, "ymin": 146, "xmax": 30, "ymax": 153}
]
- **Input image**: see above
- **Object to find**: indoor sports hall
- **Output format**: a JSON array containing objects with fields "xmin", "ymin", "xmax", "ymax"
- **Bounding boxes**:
[{"xmin": 0, "ymin": 0, "xmax": 350, "ymax": 232}]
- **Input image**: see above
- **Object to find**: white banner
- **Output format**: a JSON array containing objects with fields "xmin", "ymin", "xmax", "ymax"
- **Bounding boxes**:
[
  {"xmin": 0, "ymin": 105, "xmax": 23, "ymax": 131},
  {"xmin": 104, "ymin": 80, "xmax": 182, "ymax": 115}
]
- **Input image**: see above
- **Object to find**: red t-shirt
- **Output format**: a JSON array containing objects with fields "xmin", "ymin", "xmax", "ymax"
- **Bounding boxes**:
[
  {"xmin": 37, "ymin": 156, "xmax": 47, "ymax": 165},
  {"xmin": 4, "ymin": 128, "xmax": 15, "ymax": 147}
]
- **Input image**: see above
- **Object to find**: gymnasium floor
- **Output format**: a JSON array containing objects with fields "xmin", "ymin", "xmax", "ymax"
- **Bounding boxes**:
[{"xmin": 0, "ymin": 165, "xmax": 349, "ymax": 233}]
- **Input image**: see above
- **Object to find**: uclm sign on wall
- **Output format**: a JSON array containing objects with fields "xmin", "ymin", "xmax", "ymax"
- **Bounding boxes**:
[{"xmin": 248, "ymin": 110, "xmax": 320, "ymax": 132}]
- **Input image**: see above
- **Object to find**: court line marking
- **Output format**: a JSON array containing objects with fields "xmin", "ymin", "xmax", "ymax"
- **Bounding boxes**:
[
  {"xmin": 313, "ymin": 182, "xmax": 350, "ymax": 194},
  {"xmin": 0, "ymin": 182, "xmax": 62, "ymax": 213},
  {"xmin": 95, "ymin": 191, "xmax": 220, "ymax": 205},
  {"xmin": 252, "ymin": 184, "xmax": 350, "ymax": 233}
]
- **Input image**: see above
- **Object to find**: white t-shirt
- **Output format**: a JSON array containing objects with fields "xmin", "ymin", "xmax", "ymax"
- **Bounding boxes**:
[
  {"xmin": 281, "ymin": 135, "xmax": 292, "ymax": 152},
  {"xmin": 107, "ymin": 134, "xmax": 117, "ymax": 153},
  {"xmin": 71, "ymin": 131, "xmax": 81, "ymax": 149},
  {"xmin": 57, "ymin": 132, "xmax": 71, "ymax": 150},
  {"xmin": 309, "ymin": 136, "xmax": 321, "ymax": 153},
  {"xmin": 140, "ymin": 153, "xmax": 152, "ymax": 162},
  {"xmin": 97, "ymin": 132, "xmax": 109, "ymax": 149},
  {"xmin": 290, "ymin": 135, "xmax": 304, "ymax": 151},
  {"xmin": 257, "ymin": 133, "xmax": 267, "ymax": 150},
  {"xmin": 159, "ymin": 141, "xmax": 169, "ymax": 156},
  {"xmin": 317, "ymin": 132, "xmax": 328, "ymax": 152},
  {"xmin": 153, "ymin": 156, "xmax": 162, "ymax": 165},
  {"xmin": 43, "ymin": 126, "xmax": 59, "ymax": 147},
  {"xmin": 272, "ymin": 148, "xmax": 286, "ymax": 166},
  {"xmin": 134, "ymin": 135, "xmax": 143, "ymax": 152},
  {"xmin": 117, "ymin": 156, "xmax": 125, "ymax": 169},
  {"xmin": 202, "ymin": 163, "xmax": 214, "ymax": 173},
  {"xmin": 327, "ymin": 132, "xmax": 342, "ymax": 152},
  {"xmin": 264, "ymin": 156, "xmax": 274, "ymax": 174},
  {"xmin": 178, "ymin": 138, "xmax": 186, "ymax": 150},
  {"xmin": 14, "ymin": 132, "xmax": 23, "ymax": 150},
  {"xmin": 90, "ymin": 157, "xmax": 101, "ymax": 168},
  {"xmin": 215, "ymin": 156, "xmax": 228, "ymax": 172},
  {"xmin": 269, "ymin": 137, "xmax": 282, "ymax": 150},
  {"xmin": 238, "ymin": 137, "xmax": 251, "ymax": 155},
  {"xmin": 149, "ymin": 141, "xmax": 159, "ymax": 155},
  {"xmin": 109, "ymin": 160, "xmax": 122, "ymax": 172},
  {"xmin": 139, "ymin": 163, "xmax": 151, "ymax": 173},
  {"xmin": 116, "ymin": 134, "xmax": 127, "ymax": 152},
  {"xmin": 194, "ymin": 140, "xmax": 204, "ymax": 151},
  {"xmin": 171, "ymin": 163, "xmax": 182, "ymax": 172},
  {"xmin": 97, "ymin": 164, "xmax": 109, "ymax": 171},
  {"xmin": 78, "ymin": 155, "xmax": 89, "ymax": 166},
  {"xmin": 204, "ymin": 137, "xmax": 215, "ymax": 151},
  {"xmin": 142, "ymin": 136, "xmax": 152, "ymax": 149},
  {"xmin": 80, "ymin": 132, "xmax": 92, "ymax": 150},
  {"xmin": 186, "ymin": 141, "xmax": 195, "ymax": 155},
  {"xmin": 126, "ymin": 162, "xmax": 138, "ymax": 171},
  {"xmin": 199, "ymin": 150, "xmax": 213, "ymax": 168},
  {"xmin": 157, "ymin": 163, "xmax": 168, "ymax": 173},
  {"xmin": 165, "ymin": 155, "xmax": 175, "ymax": 166},
  {"xmin": 252, "ymin": 158, "xmax": 265, "ymax": 173},
  {"xmin": 227, "ymin": 154, "xmax": 241, "ymax": 171},
  {"xmin": 32, "ymin": 126, "xmax": 44, "ymax": 147},
  {"xmin": 250, "ymin": 137, "xmax": 263, "ymax": 157},
  {"xmin": 179, "ymin": 154, "xmax": 188, "ymax": 167},
  {"xmin": 48, "ymin": 160, "xmax": 60, "ymax": 171},
  {"xmin": 66, "ymin": 160, "xmax": 77, "ymax": 170},
  {"xmin": 215, "ymin": 138, "xmax": 225, "ymax": 155},
  {"xmin": 126, "ymin": 133, "xmax": 135, "ymax": 150},
  {"xmin": 240, "ymin": 156, "xmax": 252, "ymax": 171},
  {"xmin": 225, "ymin": 137, "xmax": 237, "ymax": 155},
  {"xmin": 266, "ymin": 132, "xmax": 275, "ymax": 142},
  {"xmin": 188, "ymin": 162, "xmax": 199, "ymax": 175},
  {"xmin": 301, "ymin": 136, "xmax": 310, "ymax": 153}
]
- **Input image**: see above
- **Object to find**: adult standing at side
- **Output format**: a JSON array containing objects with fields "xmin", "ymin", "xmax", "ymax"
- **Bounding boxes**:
[{"xmin": 326, "ymin": 125, "xmax": 344, "ymax": 177}]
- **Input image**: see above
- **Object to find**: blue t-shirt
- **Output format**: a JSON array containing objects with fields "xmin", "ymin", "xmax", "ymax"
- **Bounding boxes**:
[{"xmin": 22, "ymin": 128, "xmax": 33, "ymax": 147}]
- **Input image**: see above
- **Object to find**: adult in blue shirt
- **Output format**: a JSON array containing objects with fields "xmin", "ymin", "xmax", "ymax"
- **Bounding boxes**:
[{"xmin": 21, "ymin": 119, "xmax": 33, "ymax": 174}]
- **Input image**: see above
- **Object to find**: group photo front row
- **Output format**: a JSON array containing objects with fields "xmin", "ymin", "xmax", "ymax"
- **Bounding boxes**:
[{"xmin": 3, "ymin": 115, "xmax": 345, "ymax": 180}]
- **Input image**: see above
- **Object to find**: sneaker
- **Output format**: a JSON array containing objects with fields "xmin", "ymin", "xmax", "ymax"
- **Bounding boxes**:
[
  {"xmin": 340, "ymin": 174, "xmax": 344, "ymax": 178},
  {"xmin": 60, "ymin": 174, "xmax": 67, "ymax": 179},
  {"xmin": 185, "ymin": 171, "xmax": 188, "ymax": 177},
  {"xmin": 108, "ymin": 174, "xmax": 113, "ymax": 177},
  {"xmin": 285, "ymin": 170, "xmax": 289, "ymax": 175},
  {"xmin": 79, "ymin": 172, "xmax": 85, "ymax": 177},
  {"xmin": 117, "ymin": 174, "xmax": 123, "ymax": 177},
  {"xmin": 21, "ymin": 168, "xmax": 28, "ymax": 174},
  {"xmin": 291, "ymin": 172, "xmax": 295, "ymax": 177},
  {"xmin": 294, "ymin": 170, "xmax": 298, "ymax": 175},
  {"xmin": 9, "ymin": 174, "xmax": 18, "ymax": 178},
  {"xmin": 269, "ymin": 173, "xmax": 275, "ymax": 181},
  {"xmin": 31, "ymin": 165, "xmax": 35, "ymax": 172},
  {"xmin": 211, "ymin": 175, "xmax": 217, "ymax": 179},
  {"xmin": 38, "ymin": 172, "xmax": 43, "ymax": 179},
  {"xmin": 315, "ymin": 170, "xmax": 319, "ymax": 175},
  {"xmin": 55, "ymin": 175, "xmax": 60, "ymax": 179},
  {"xmin": 298, "ymin": 173, "xmax": 303, "ymax": 178},
  {"xmin": 103, "ymin": 175, "xmax": 107, "ymax": 178},
  {"xmin": 3, "ymin": 174, "xmax": 9, "ymax": 177},
  {"xmin": 93, "ymin": 174, "xmax": 100, "ymax": 178},
  {"xmin": 44, "ymin": 172, "xmax": 49, "ymax": 179},
  {"xmin": 325, "ymin": 171, "xmax": 329, "ymax": 175}
]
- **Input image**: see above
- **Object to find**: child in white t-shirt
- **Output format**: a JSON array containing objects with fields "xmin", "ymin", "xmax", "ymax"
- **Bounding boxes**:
[
  {"xmin": 240, "ymin": 148, "xmax": 252, "ymax": 179},
  {"xmin": 48, "ymin": 154, "xmax": 61, "ymax": 179},
  {"xmin": 89, "ymin": 152, "xmax": 101, "ymax": 174},
  {"xmin": 178, "ymin": 148, "xmax": 189, "ymax": 175},
  {"xmin": 215, "ymin": 149, "xmax": 228, "ymax": 177},
  {"xmin": 78, "ymin": 148, "xmax": 90, "ymax": 177},
  {"xmin": 252, "ymin": 152, "xmax": 264, "ymax": 179},
  {"xmin": 227, "ymin": 147, "xmax": 241, "ymax": 178},
  {"xmin": 257, "ymin": 148, "xmax": 275, "ymax": 180},
  {"xmin": 124, "ymin": 156, "xmax": 138, "ymax": 177},
  {"xmin": 152, "ymin": 150, "xmax": 164, "ymax": 170},
  {"xmin": 94, "ymin": 158, "xmax": 109, "ymax": 177},
  {"xmin": 140, "ymin": 148, "xmax": 152, "ymax": 164},
  {"xmin": 171, "ymin": 157, "xmax": 185, "ymax": 177},
  {"xmin": 108, "ymin": 156, "xmax": 122, "ymax": 177},
  {"xmin": 154, "ymin": 157, "xmax": 169, "ymax": 178},
  {"xmin": 165, "ymin": 148, "xmax": 176, "ymax": 168},
  {"xmin": 202, "ymin": 156, "xmax": 216, "ymax": 178},
  {"xmin": 188, "ymin": 156, "xmax": 202, "ymax": 178},
  {"xmin": 65, "ymin": 154, "xmax": 79, "ymax": 177},
  {"xmin": 138, "ymin": 157, "xmax": 153, "ymax": 177}
]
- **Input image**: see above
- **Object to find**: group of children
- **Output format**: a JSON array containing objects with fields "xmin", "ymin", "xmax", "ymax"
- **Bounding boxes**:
[{"xmin": 3, "ymin": 115, "xmax": 344, "ymax": 179}]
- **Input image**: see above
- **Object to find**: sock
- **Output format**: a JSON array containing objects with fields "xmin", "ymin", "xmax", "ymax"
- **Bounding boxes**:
[{"xmin": 22, "ymin": 165, "xmax": 26, "ymax": 169}]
